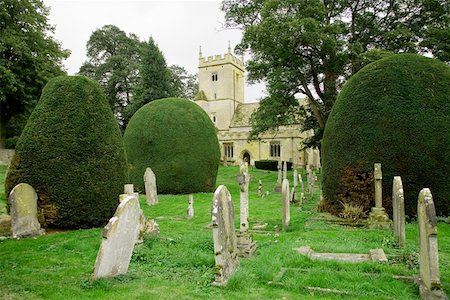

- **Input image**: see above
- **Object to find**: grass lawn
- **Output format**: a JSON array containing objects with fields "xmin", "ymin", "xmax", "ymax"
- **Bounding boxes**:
[{"xmin": 0, "ymin": 165, "xmax": 448, "ymax": 299}]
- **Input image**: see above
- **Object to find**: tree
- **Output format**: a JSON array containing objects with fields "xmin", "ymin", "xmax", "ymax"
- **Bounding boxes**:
[
  {"xmin": 168, "ymin": 65, "xmax": 198, "ymax": 99},
  {"xmin": 0, "ymin": 0, "xmax": 69, "ymax": 148},
  {"xmin": 124, "ymin": 38, "xmax": 173, "ymax": 122},
  {"xmin": 222, "ymin": 0, "xmax": 449, "ymax": 144},
  {"xmin": 78, "ymin": 25, "xmax": 142, "ymax": 127}
]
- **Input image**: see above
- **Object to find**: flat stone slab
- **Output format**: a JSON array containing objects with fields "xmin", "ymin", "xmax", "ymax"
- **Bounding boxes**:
[{"xmin": 294, "ymin": 246, "xmax": 387, "ymax": 263}]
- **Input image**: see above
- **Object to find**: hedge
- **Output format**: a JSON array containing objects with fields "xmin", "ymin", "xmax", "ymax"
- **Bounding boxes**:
[
  {"xmin": 321, "ymin": 54, "xmax": 450, "ymax": 217},
  {"xmin": 123, "ymin": 98, "xmax": 220, "ymax": 194},
  {"xmin": 5, "ymin": 76, "xmax": 128, "ymax": 228},
  {"xmin": 255, "ymin": 160, "xmax": 292, "ymax": 171}
]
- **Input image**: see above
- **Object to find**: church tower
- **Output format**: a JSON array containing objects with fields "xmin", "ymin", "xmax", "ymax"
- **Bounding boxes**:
[{"xmin": 195, "ymin": 44, "xmax": 245, "ymax": 130}]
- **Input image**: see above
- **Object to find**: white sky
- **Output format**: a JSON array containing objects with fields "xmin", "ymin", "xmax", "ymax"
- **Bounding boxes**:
[{"xmin": 44, "ymin": 0, "xmax": 266, "ymax": 102}]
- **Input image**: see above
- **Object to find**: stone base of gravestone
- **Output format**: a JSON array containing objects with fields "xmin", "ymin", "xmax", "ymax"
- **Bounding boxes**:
[
  {"xmin": 419, "ymin": 283, "xmax": 448, "ymax": 300},
  {"xmin": 274, "ymin": 183, "xmax": 282, "ymax": 193},
  {"xmin": 236, "ymin": 231, "xmax": 257, "ymax": 258},
  {"xmin": 367, "ymin": 207, "xmax": 391, "ymax": 229}
]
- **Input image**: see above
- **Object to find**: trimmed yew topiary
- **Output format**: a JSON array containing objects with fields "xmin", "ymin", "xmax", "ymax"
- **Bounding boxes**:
[
  {"xmin": 124, "ymin": 98, "xmax": 220, "ymax": 194},
  {"xmin": 322, "ymin": 54, "xmax": 450, "ymax": 217},
  {"xmin": 5, "ymin": 76, "xmax": 128, "ymax": 228}
]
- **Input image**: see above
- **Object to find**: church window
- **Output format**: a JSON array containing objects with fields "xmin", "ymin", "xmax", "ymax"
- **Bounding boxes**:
[
  {"xmin": 224, "ymin": 143, "xmax": 234, "ymax": 159},
  {"xmin": 213, "ymin": 116, "xmax": 216, "ymax": 123},
  {"xmin": 214, "ymin": 93, "xmax": 217, "ymax": 99},
  {"xmin": 212, "ymin": 73, "xmax": 218, "ymax": 81},
  {"xmin": 270, "ymin": 142, "xmax": 281, "ymax": 157}
]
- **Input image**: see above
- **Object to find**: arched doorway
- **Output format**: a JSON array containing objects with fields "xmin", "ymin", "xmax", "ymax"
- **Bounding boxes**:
[{"xmin": 243, "ymin": 152, "xmax": 251, "ymax": 165}]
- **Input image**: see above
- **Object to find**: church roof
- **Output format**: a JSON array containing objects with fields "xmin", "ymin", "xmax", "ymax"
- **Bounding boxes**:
[{"xmin": 230, "ymin": 103, "xmax": 260, "ymax": 127}]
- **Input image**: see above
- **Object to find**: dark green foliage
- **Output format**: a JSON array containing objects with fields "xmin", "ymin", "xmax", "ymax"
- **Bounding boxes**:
[
  {"xmin": 5, "ymin": 76, "xmax": 128, "ymax": 228},
  {"xmin": 322, "ymin": 54, "xmax": 450, "ymax": 217},
  {"xmin": 124, "ymin": 98, "xmax": 220, "ymax": 194},
  {"xmin": 0, "ymin": 0, "xmax": 69, "ymax": 147},
  {"xmin": 255, "ymin": 160, "xmax": 292, "ymax": 171}
]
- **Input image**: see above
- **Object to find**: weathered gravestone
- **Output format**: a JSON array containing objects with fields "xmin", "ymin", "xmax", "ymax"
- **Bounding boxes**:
[
  {"xmin": 236, "ymin": 163, "xmax": 257, "ymax": 257},
  {"xmin": 9, "ymin": 183, "xmax": 43, "ymax": 238},
  {"xmin": 258, "ymin": 180, "xmax": 262, "ymax": 197},
  {"xmin": 291, "ymin": 169, "xmax": 299, "ymax": 203},
  {"xmin": 282, "ymin": 179, "xmax": 290, "ymax": 230},
  {"xmin": 283, "ymin": 161, "xmax": 288, "ymax": 180},
  {"xmin": 367, "ymin": 163, "xmax": 391, "ymax": 229},
  {"xmin": 92, "ymin": 194, "xmax": 140, "ymax": 280},
  {"xmin": 392, "ymin": 176, "xmax": 406, "ymax": 247},
  {"xmin": 211, "ymin": 185, "xmax": 239, "ymax": 285},
  {"xmin": 418, "ymin": 188, "xmax": 447, "ymax": 300},
  {"xmin": 186, "ymin": 194, "xmax": 194, "ymax": 219},
  {"xmin": 144, "ymin": 167, "xmax": 158, "ymax": 205},
  {"xmin": 298, "ymin": 173, "xmax": 305, "ymax": 206},
  {"xmin": 274, "ymin": 160, "xmax": 282, "ymax": 192}
]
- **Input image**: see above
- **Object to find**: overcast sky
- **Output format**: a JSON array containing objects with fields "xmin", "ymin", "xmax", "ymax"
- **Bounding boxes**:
[{"xmin": 44, "ymin": 0, "xmax": 266, "ymax": 102}]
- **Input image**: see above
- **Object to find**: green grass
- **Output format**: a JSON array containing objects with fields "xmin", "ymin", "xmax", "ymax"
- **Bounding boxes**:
[{"xmin": 0, "ymin": 165, "xmax": 448, "ymax": 299}]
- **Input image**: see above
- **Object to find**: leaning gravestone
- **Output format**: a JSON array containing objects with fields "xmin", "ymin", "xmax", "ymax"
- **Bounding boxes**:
[
  {"xmin": 92, "ymin": 194, "xmax": 140, "ymax": 280},
  {"xmin": 282, "ymin": 179, "xmax": 290, "ymax": 230},
  {"xmin": 9, "ymin": 183, "xmax": 43, "ymax": 238},
  {"xmin": 211, "ymin": 185, "xmax": 239, "ymax": 285},
  {"xmin": 417, "ymin": 188, "xmax": 447, "ymax": 300},
  {"xmin": 144, "ymin": 167, "xmax": 158, "ymax": 205},
  {"xmin": 392, "ymin": 176, "xmax": 406, "ymax": 247}
]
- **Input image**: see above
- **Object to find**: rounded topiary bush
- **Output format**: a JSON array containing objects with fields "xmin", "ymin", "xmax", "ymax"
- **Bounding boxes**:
[
  {"xmin": 321, "ymin": 54, "xmax": 450, "ymax": 217},
  {"xmin": 124, "ymin": 98, "xmax": 220, "ymax": 194},
  {"xmin": 5, "ymin": 76, "xmax": 128, "ymax": 228}
]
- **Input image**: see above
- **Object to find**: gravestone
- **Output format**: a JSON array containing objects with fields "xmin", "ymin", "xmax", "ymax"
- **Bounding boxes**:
[
  {"xmin": 298, "ymin": 173, "xmax": 305, "ymax": 206},
  {"xmin": 258, "ymin": 180, "xmax": 262, "ymax": 197},
  {"xmin": 418, "ymin": 188, "xmax": 447, "ymax": 299},
  {"xmin": 392, "ymin": 176, "xmax": 406, "ymax": 247},
  {"xmin": 186, "ymin": 194, "xmax": 194, "ymax": 219},
  {"xmin": 282, "ymin": 179, "xmax": 290, "ymax": 230},
  {"xmin": 92, "ymin": 194, "xmax": 140, "ymax": 280},
  {"xmin": 367, "ymin": 163, "xmax": 391, "ymax": 229},
  {"xmin": 8, "ymin": 183, "xmax": 43, "ymax": 238},
  {"xmin": 124, "ymin": 184, "xmax": 134, "ymax": 195},
  {"xmin": 144, "ymin": 167, "xmax": 158, "ymax": 205},
  {"xmin": 283, "ymin": 161, "xmax": 288, "ymax": 180},
  {"xmin": 236, "ymin": 163, "xmax": 257, "ymax": 257},
  {"xmin": 211, "ymin": 185, "xmax": 239, "ymax": 285},
  {"xmin": 274, "ymin": 160, "xmax": 282, "ymax": 192}
]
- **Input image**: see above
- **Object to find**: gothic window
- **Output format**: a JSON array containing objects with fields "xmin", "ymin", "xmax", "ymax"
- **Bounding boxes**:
[
  {"xmin": 223, "ymin": 143, "xmax": 234, "ymax": 159},
  {"xmin": 270, "ymin": 142, "xmax": 281, "ymax": 157},
  {"xmin": 211, "ymin": 73, "xmax": 218, "ymax": 82}
]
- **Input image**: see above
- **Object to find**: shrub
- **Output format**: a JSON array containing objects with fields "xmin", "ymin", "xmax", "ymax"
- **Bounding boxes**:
[
  {"xmin": 5, "ymin": 76, "xmax": 128, "ymax": 228},
  {"xmin": 123, "ymin": 98, "xmax": 220, "ymax": 194},
  {"xmin": 255, "ymin": 160, "xmax": 292, "ymax": 171},
  {"xmin": 322, "ymin": 54, "xmax": 450, "ymax": 217}
]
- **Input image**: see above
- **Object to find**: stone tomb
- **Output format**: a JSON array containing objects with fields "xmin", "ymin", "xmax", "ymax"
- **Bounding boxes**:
[
  {"xmin": 282, "ymin": 179, "xmax": 290, "ymax": 230},
  {"xmin": 144, "ymin": 167, "xmax": 158, "ymax": 205},
  {"xmin": 92, "ymin": 194, "xmax": 141, "ymax": 280},
  {"xmin": 9, "ymin": 183, "xmax": 43, "ymax": 238},
  {"xmin": 392, "ymin": 176, "xmax": 406, "ymax": 247},
  {"xmin": 211, "ymin": 185, "xmax": 239, "ymax": 286},
  {"xmin": 418, "ymin": 188, "xmax": 447, "ymax": 300}
]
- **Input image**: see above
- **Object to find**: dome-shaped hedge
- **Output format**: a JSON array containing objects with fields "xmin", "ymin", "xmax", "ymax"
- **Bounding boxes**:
[
  {"xmin": 124, "ymin": 98, "xmax": 220, "ymax": 194},
  {"xmin": 322, "ymin": 54, "xmax": 450, "ymax": 217},
  {"xmin": 5, "ymin": 76, "xmax": 128, "ymax": 228}
]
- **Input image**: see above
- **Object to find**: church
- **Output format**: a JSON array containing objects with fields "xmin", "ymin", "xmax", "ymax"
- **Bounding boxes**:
[{"xmin": 194, "ymin": 46, "xmax": 320, "ymax": 168}]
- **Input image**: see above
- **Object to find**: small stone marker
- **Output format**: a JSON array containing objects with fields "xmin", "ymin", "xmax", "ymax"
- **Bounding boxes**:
[
  {"xmin": 283, "ymin": 161, "xmax": 287, "ymax": 180},
  {"xmin": 9, "ymin": 183, "xmax": 43, "ymax": 238},
  {"xmin": 282, "ymin": 179, "xmax": 290, "ymax": 230},
  {"xmin": 258, "ymin": 180, "xmax": 262, "ymax": 197},
  {"xmin": 144, "ymin": 167, "xmax": 158, "ymax": 205},
  {"xmin": 274, "ymin": 160, "xmax": 282, "ymax": 192},
  {"xmin": 124, "ymin": 184, "xmax": 134, "ymax": 195},
  {"xmin": 299, "ymin": 174, "xmax": 305, "ymax": 205},
  {"xmin": 186, "ymin": 194, "xmax": 194, "ymax": 219},
  {"xmin": 211, "ymin": 185, "xmax": 239, "ymax": 286},
  {"xmin": 92, "ymin": 194, "xmax": 141, "ymax": 280},
  {"xmin": 392, "ymin": 176, "xmax": 406, "ymax": 247},
  {"xmin": 367, "ymin": 163, "xmax": 391, "ymax": 229},
  {"xmin": 418, "ymin": 188, "xmax": 446, "ymax": 299}
]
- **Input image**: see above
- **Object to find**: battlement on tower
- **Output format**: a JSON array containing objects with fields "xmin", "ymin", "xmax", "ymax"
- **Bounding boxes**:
[{"xmin": 199, "ymin": 52, "xmax": 244, "ymax": 70}]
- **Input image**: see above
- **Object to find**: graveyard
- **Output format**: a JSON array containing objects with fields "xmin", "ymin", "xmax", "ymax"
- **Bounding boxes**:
[{"xmin": 0, "ymin": 164, "xmax": 448, "ymax": 299}]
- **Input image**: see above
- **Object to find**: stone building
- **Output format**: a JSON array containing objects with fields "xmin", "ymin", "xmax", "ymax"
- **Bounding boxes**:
[{"xmin": 194, "ymin": 46, "xmax": 320, "ymax": 168}]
